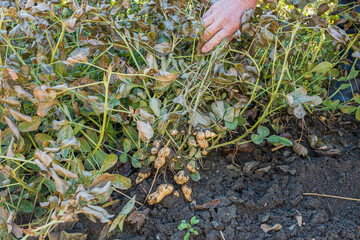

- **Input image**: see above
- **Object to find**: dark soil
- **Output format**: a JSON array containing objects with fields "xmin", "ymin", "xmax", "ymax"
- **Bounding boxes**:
[{"xmin": 81, "ymin": 113, "xmax": 360, "ymax": 240}]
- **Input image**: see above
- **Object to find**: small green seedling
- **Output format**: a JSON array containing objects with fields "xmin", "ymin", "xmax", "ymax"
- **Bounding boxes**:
[{"xmin": 178, "ymin": 216, "xmax": 200, "ymax": 240}]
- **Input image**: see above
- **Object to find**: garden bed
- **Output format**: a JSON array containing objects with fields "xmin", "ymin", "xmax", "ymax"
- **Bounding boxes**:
[{"xmin": 80, "ymin": 113, "xmax": 360, "ymax": 239}]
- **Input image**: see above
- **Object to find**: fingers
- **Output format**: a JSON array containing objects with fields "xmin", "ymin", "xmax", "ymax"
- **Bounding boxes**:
[
  {"xmin": 201, "ymin": 29, "xmax": 231, "ymax": 53},
  {"xmin": 202, "ymin": 15, "xmax": 215, "ymax": 28},
  {"xmin": 202, "ymin": 20, "xmax": 222, "ymax": 41},
  {"xmin": 202, "ymin": 8, "xmax": 213, "ymax": 19}
]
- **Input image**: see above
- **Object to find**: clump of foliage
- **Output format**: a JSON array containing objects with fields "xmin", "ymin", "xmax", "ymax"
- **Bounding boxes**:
[
  {"xmin": 0, "ymin": 0, "xmax": 359, "ymax": 238},
  {"xmin": 178, "ymin": 216, "xmax": 200, "ymax": 240}
]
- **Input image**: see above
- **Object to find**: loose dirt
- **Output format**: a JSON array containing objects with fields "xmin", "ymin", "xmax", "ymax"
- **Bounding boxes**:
[{"xmin": 81, "ymin": 113, "xmax": 360, "ymax": 240}]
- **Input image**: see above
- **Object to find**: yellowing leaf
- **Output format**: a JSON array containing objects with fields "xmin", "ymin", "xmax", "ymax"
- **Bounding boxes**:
[
  {"xmin": 18, "ymin": 116, "xmax": 41, "ymax": 132},
  {"xmin": 101, "ymin": 154, "xmax": 118, "ymax": 172},
  {"xmin": 311, "ymin": 62, "xmax": 332, "ymax": 74},
  {"xmin": 109, "ymin": 195, "xmax": 136, "ymax": 232}
]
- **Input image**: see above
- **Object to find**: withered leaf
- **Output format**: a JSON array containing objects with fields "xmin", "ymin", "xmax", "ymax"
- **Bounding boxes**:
[
  {"xmin": 137, "ymin": 121, "xmax": 154, "ymax": 142},
  {"xmin": 277, "ymin": 165, "xmax": 296, "ymax": 175},
  {"xmin": 7, "ymin": 108, "xmax": 32, "ymax": 123},
  {"xmin": 243, "ymin": 161, "xmax": 260, "ymax": 174},
  {"xmin": 80, "ymin": 205, "xmax": 114, "ymax": 223},
  {"xmin": 317, "ymin": 3, "xmax": 329, "ymax": 16},
  {"xmin": 0, "ymin": 97, "xmax": 20, "ymax": 107},
  {"xmin": 65, "ymin": 18, "xmax": 77, "ymax": 29},
  {"xmin": 13, "ymin": 85, "xmax": 38, "ymax": 105},
  {"xmin": 48, "ymin": 168, "xmax": 70, "ymax": 194},
  {"xmin": 52, "ymin": 163, "xmax": 78, "ymax": 179},
  {"xmin": 261, "ymin": 223, "xmax": 282, "ymax": 233},
  {"xmin": 292, "ymin": 142, "xmax": 308, "ymax": 157},
  {"xmin": 18, "ymin": 116, "xmax": 41, "ymax": 132},
  {"xmin": 3, "ymin": 116, "xmax": 20, "ymax": 140},
  {"xmin": 34, "ymin": 85, "xmax": 57, "ymax": 102},
  {"xmin": 37, "ymin": 99, "xmax": 59, "ymax": 117},
  {"xmin": 126, "ymin": 209, "xmax": 149, "ymax": 230},
  {"xmin": 34, "ymin": 149, "xmax": 53, "ymax": 167},
  {"xmin": 3, "ymin": 68, "xmax": 18, "ymax": 81},
  {"xmin": 65, "ymin": 52, "xmax": 88, "ymax": 66},
  {"xmin": 154, "ymin": 42, "xmax": 171, "ymax": 54}
]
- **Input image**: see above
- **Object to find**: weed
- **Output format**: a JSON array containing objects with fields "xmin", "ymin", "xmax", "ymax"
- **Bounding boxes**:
[{"xmin": 178, "ymin": 216, "xmax": 200, "ymax": 240}]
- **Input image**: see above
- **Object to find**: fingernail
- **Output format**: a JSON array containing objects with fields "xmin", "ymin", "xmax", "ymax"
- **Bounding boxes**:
[{"xmin": 201, "ymin": 46, "xmax": 208, "ymax": 53}]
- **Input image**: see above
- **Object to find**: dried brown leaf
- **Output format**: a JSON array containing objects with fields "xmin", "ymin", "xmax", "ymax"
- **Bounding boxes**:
[
  {"xmin": 13, "ymin": 85, "xmax": 38, "ymax": 105},
  {"xmin": 34, "ymin": 149, "xmax": 53, "ymax": 167},
  {"xmin": 0, "ymin": 97, "xmax": 20, "ymax": 107},
  {"xmin": 52, "ymin": 163, "xmax": 78, "ymax": 179},
  {"xmin": 65, "ymin": 52, "xmax": 88, "ymax": 66},
  {"xmin": 7, "ymin": 108, "xmax": 32, "ymax": 123},
  {"xmin": 34, "ymin": 85, "xmax": 57, "ymax": 102},
  {"xmin": 65, "ymin": 18, "xmax": 77, "ymax": 29},
  {"xmin": 37, "ymin": 99, "xmax": 59, "ymax": 117},
  {"xmin": 126, "ymin": 209, "xmax": 149, "ymax": 230},
  {"xmin": 292, "ymin": 142, "xmax": 308, "ymax": 157},
  {"xmin": 3, "ymin": 68, "xmax": 18, "ymax": 81}
]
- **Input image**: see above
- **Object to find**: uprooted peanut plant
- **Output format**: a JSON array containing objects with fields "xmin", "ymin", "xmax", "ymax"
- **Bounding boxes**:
[{"xmin": 0, "ymin": 0, "xmax": 359, "ymax": 238}]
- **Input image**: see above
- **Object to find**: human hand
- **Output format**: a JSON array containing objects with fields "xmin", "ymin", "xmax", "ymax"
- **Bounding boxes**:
[{"xmin": 201, "ymin": 0, "xmax": 258, "ymax": 53}]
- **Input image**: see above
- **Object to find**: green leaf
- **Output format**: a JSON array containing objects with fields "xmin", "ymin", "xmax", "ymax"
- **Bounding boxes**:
[
  {"xmin": 18, "ymin": 116, "xmax": 41, "ymax": 132},
  {"xmin": 257, "ymin": 126, "xmax": 270, "ymax": 138},
  {"xmin": 311, "ymin": 62, "xmax": 332, "ymax": 74},
  {"xmin": 123, "ymin": 126, "xmax": 138, "ymax": 141},
  {"xmin": 193, "ymin": 230, "xmax": 199, "ymax": 235},
  {"xmin": 178, "ymin": 220, "xmax": 190, "ymax": 230},
  {"xmin": 119, "ymin": 153, "xmax": 127, "ymax": 163},
  {"xmin": 149, "ymin": 98, "xmax": 161, "ymax": 117},
  {"xmin": 79, "ymin": 138, "xmax": 91, "ymax": 152},
  {"xmin": 123, "ymin": 138, "xmax": 132, "ymax": 153},
  {"xmin": 73, "ymin": 120, "xmax": 85, "ymax": 135},
  {"xmin": 191, "ymin": 216, "xmax": 199, "ymax": 225},
  {"xmin": 356, "ymin": 107, "xmax": 360, "ymax": 121},
  {"xmin": 101, "ymin": 153, "xmax": 118, "ymax": 172},
  {"xmin": 251, "ymin": 134, "xmax": 263, "ymax": 144},
  {"xmin": 184, "ymin": 232, "xmax": 190, "ymax": 240},
  {"xmin": 268, "ymin": 135, "xmax": 293, "ymax": 146},
  {"xmin": 341, "ymin": 106, "xmax": 357, "ymax": 114},
  {"xmin": 353, "ymin": 94, "xmax": 360, "ymax": 104},
  {"xmin": 20, "ymin": 199, "xmax": 34, "ymax": 213},
  {"xmin": 338, "ymin": 76, "xmax": 348, "ymax": 81},
  {"xmin": 340, "ymin": 83, "xmax": 351, "ymax": 90},
  {"xmin": 131, "ymin": 158, "xmax": 142, "ymax": 168},
  {"xmin": 109, "ymin": 195, "xmax": 136, "ymax": 232},
  {"xmin": 224, "ymin": 118, "xmax": 238, "ymax": 131},
  {"xmin": 348, "ymin": 70, "xmax": 359, "ymax": 80},
  {"xmin": 190, "ymin": 171, "xmax": 201, "ymax": 181}
]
